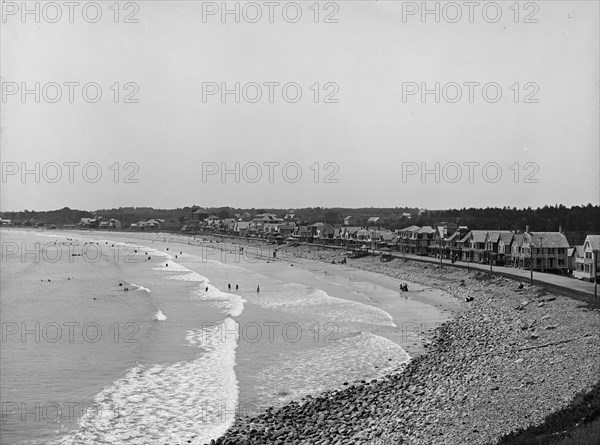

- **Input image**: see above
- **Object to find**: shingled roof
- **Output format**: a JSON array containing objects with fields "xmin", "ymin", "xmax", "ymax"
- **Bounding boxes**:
[
  {"xmin": 486, "ymin": 231, "xmax": 513, "ymax": 243},
  {"xmin": 525, "ymin": 232, "xmax": 570, "ymax": 248},
  {"xmin": 398, "ymin": 225, "xmax": 420, "ymax": 233},
  {"xmin": 460, "ymin": 230, "xmax": 488, "ymax": 244},
  {"xmin": 584, "ymin": 235, "xmax": 600, "ymax": 251}
]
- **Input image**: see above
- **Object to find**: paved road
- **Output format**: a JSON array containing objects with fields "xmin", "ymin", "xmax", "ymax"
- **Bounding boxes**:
[{"xmin": 385, "ymin": 251, "xmax": 597, "ymax": 298}]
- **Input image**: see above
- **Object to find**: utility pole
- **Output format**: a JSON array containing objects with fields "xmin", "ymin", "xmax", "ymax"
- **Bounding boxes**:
[
  {"xmin": 540, "ymin": 236, "xmax": 544, "ymax": 273},
  {"xmin": 530, "ymin": 242, "xmax": 534, "ymax": 285},
  {"xmin": 594, "ymin": 249, "xmax": 598, "ymax": 299},
  {"xmin": 439, "ymin": 234, "xmax": 443, "ymax": 267}
]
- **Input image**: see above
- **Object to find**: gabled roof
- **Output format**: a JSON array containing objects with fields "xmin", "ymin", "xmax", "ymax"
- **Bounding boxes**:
[
  {"xmin": 417, "ymin": 226, "xmax": 435, "ymax": 234},
  {"xmin": 399, "ymin": 225, "xmax": 420, "ymax": 233},
  {"xmin": 499, "ymin": 232, "xmax": 514, "ymax": 244},
  {"xmin": 344, "ymin": 216, "xmax": 352, "ymax": 221},
  {"xmin": 486, "ymin": 231, "xmax": 513, "ymax": 243},
  {"xmin": 367, "ymin": 216, "xmax": 380, "ymax": 223},
  {"xmin": 526, "ymin": 232, "xmax": 570, "ymax": 248},
  {"xmin": 512, "ymin": 233, "xmax": 525, "ymax": 246},
  {"xmin": 486, "ymin": 232, "xmax": 501, "ymax": 243},
  {"xmin": 469, "ymin": 230, "xmax": 488, "ymax": 243},
  {"xmin": 584, "ymin": 235, "xmax": 600, "ymax": 251},
  {"xmin": 446, "ymin": 231, "xmax": 462, "ymax": 242},
  {"xmin": 254, "ymin": 215, "xmax": 283, "ymax": 222},
  {"xmin": 568, "ymin": 246, "xmax": 584, "ymax": 257},
  {"xmin": 344, "ymin": 227, "xmax": 361, "ymax": 235},
  {"xmin": 382, "ymin": 232, "xmax": 397, "ymax": 241}
]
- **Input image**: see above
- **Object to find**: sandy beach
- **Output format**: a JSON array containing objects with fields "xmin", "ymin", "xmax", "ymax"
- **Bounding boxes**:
[{"xmin": 7, "ymin": 229, "xmax": 597, "ymax": 444}]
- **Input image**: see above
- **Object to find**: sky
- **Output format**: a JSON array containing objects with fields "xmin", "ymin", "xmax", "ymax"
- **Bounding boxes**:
[{"xmin": 1, "ymin": 0, "xmax": 598, "ymax": 211}]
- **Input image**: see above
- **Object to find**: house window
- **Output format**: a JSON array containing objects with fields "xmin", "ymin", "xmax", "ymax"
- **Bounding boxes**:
[{"xmin": 558, "ymin": 259, "xmax": 564, "ymax": 266}]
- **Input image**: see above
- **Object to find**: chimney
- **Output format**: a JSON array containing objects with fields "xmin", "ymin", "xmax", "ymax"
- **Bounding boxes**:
[
  {"xmin": 559, "ymin": 225, "xmax": 562, "ymax": 233},
  {"xmin": 525, "ymin": 225, "xmax": 530, "ymax": 233}
]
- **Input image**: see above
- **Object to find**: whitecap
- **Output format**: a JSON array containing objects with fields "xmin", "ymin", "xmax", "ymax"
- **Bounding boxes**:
[
  {"xmin": 153, "ymin": 309, "xmax": 167, "ymax": 321},
  {"xmin": 130, "ymin": 283, "xmax": 151, "ymax": 293}
]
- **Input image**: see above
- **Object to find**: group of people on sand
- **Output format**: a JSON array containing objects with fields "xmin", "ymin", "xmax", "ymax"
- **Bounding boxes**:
[
  {"xmin": 400, "ymin": 283, "xmax": 409, "ymax": 292},
  {"xmin": 206, "ymin": 283, "xmax": 259, "ymax": 292}
]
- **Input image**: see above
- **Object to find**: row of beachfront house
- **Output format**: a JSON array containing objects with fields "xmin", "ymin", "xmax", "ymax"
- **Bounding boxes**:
[
  {"xmin": 184, "ymin": 213, "xmax": 599, "ymax": 281},
  {"xmin": 395, "ymin": 225, "xmax": 598, "ymax": 281},
  {"xmin": 130, "ymin": 219, "xmax": 164, "ymax": 230},
  {"xmin": 76, "ymin": 216, "xmax": 166, "ymax": 231},
  {"xmin": 80, "ymin": 217, "xmax": 122, "ymax": 230}
]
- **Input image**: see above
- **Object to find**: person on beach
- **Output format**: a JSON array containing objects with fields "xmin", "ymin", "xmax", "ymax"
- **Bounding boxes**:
[
  {"xmin": 228, "ymin": 283, "xmax": 231, "ymax": 290},
  {"xmin": 257, "ymin": 285, "xmax": 260, "ymax": 293},
  {"xmin": 236, "ymin": 284, "xmax": 239, "ymax": 290},
  {"xmin": 206, "ymin": 286, "xmax": 209, "ymax": 292}
]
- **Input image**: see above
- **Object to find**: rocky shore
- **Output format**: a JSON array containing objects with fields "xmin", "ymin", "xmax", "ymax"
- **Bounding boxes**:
[{"xmin": 206, "ymin": 245, "xmax": 599, "ymax": 445}]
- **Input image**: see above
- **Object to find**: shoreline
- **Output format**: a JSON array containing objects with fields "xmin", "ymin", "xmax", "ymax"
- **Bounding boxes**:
[
  {"xmin": 209, "ymin": 247, "xmax": 599, "ymax": 444},
  {"xmin": 5, "ymin": 229, "xmax": 599, "ymax": 444}
]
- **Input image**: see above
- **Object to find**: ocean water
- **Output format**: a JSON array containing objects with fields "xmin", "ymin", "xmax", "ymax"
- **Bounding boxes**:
[{"xmin": 0, "ymin": 229, "xmax": 411, "ymax": 444}]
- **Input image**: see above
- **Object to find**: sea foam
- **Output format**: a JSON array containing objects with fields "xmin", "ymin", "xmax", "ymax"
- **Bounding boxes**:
[{"xmin": 54, "ymin": 318, "xmax": 240, "ymax": 445}]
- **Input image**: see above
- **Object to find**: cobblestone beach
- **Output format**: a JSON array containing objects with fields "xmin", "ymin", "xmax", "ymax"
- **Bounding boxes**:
[{"xmin": 210, "ymin": 251, "xmax": 600, "ymax": 445}]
